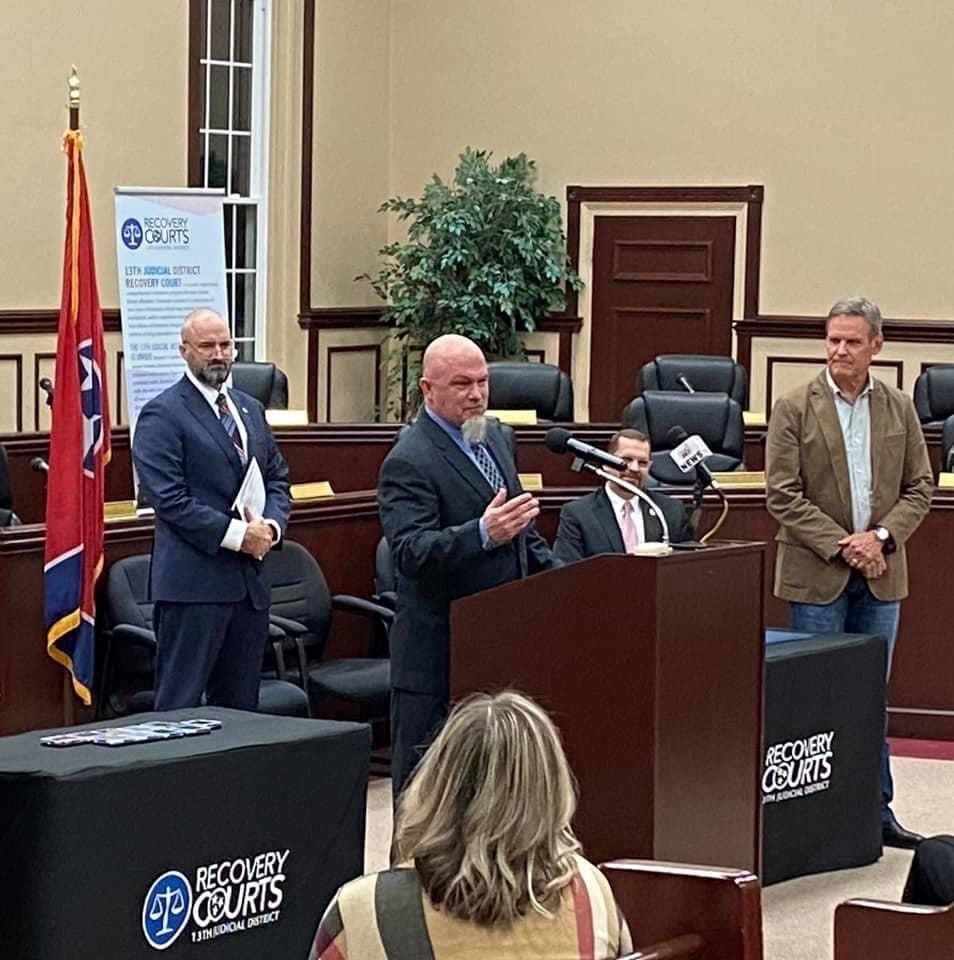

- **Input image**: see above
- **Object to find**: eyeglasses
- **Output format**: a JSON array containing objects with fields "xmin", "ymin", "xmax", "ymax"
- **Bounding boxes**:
[{"xmin": 182, "ymin": 339, "xmax": 235, "ymax": 356}]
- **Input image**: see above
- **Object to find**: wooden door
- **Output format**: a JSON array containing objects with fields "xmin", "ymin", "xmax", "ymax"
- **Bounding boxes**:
[{"xmin": 588, "ymin": 216, "xmax": 736, "ymax": 421}]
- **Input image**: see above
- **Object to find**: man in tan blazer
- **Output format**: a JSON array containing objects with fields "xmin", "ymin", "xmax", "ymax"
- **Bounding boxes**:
[{"xmin": 766, "ymin": 296, "xmax": 933, "ymax": 849}]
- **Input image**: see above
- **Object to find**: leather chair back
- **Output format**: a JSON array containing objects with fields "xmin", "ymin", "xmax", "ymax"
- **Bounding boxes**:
[
  {"xmin": 261, "ymin": 541, "xmax": 334, "ymax": 657},
  {"xmin": 914, "ymin": 366, "xmax": 954, "ymax": 426},
  {"xmin": 231, "ymin": 361, "xmax": 289, "ymax": 409},
  {"xmin": 621, "ymin": 391, "xmax": 745, "ymax": 485},
  {"xmin": 107, "ymin": 555, "xmax": 155, "ymax": 632},
  {"xmin": 487, "ymin": 361, "xmax": 574, "ymax": 421},
  {"xmin": 638, "ymin": 354, "xmax": 747, "ymax": 406},
  {"xmin": 942, "ymin": 415, "xmax": 954, "ymax": 473}
]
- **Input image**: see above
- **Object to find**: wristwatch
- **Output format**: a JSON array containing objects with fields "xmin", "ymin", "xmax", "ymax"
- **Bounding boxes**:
[{"xmin": 872, "ymin": 525, "xmax": 895, "ymax": 553}]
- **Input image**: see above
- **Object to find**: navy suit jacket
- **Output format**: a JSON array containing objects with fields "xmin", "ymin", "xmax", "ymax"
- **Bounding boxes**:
[
  {"xmin": 553, "ymin": 485, "xmax": 693, "ymax": 564},
  {"xmin": 377, "ymin": 413, "xmax": 555, "ymax": 697},
  {"xmin": 132, "ymin": 376, "xmax": 290, "ymax": 609}
]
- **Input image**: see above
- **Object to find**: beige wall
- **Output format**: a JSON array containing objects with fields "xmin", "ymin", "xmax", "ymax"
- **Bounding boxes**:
[
  {"xmin": 384, "ymin": 0, "xmax": 954, "ymax": 320},
  {"xmin": 267, "ymin": 0, "xmax": 307, "ymax": 406},
  {"xmin": 0, "ymin": 1, "xmax": 189, "ymax": 309},
  {"xmin": 311, "ymin": 0, "xmax": 390, "ymax": 307}
]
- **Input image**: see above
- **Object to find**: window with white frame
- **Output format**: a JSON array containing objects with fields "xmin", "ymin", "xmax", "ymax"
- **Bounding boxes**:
[{"xmin": 191, "ymin": 0, "xmax": 270, "ymax": 361}]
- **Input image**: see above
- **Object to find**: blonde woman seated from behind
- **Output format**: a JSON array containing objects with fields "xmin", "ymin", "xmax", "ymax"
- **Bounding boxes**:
[{"xmin": 308, "ymin": 690, "xmax": 633, "ymax": 959}]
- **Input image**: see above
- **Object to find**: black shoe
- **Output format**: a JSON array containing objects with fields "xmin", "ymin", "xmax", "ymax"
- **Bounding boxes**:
[{"xmin": 882, "ymin": 819, "xmax": 924, "ymax": 850}]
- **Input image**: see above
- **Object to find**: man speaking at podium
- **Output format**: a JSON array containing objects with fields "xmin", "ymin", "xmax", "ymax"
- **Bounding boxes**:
[
  {"xmin": 378, "ymin": 334, "xmax": 556, "ymax": 793},
  {"xmin": 553, "ymin": 428, "xmax": 693, "ymax": 562},
  {"xmin": 766, "ymin": 296, "xmax": 932, "ymax": 849},
  {"xmin": 132, "ymin": 308, "xmax": 289, "ymax": 711}
]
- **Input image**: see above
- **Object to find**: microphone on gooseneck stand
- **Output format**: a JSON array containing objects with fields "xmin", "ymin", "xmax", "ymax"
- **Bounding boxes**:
[
  {"xmin": 544, "ymin": 427, "xmax": 627, "ymax": 470},
  {"xmin": 30, "ymin": 457, "xmax": 50, "ymax": 474},
  {"xmin": 665, "ymin": 425, "xmax": 729, "ymax": 543},
  {"xmin": 676, "ymin": 375, "xmax": 696, "ymax": 394},
  {"xmin": 665, "ymin": 426, "xmax": 718, "ymax": 490},
  {"xmin": 545, "ymin": 427, "xmax": 672, "ymax": 549},
  {"xmin": 39, "ymin": 378, "xmax": 55, "ymax": 408}
]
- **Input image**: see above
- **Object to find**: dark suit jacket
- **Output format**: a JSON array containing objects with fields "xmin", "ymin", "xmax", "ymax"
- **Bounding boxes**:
[
  {"xmin": 132, "ymin": 376, "xmax": 290, "ymax": 609},
  {"xmin": 553, "ymin": 485, "xmax": 693, "ymax": 564},
  {"xmin": 377, "ymin": 413, "xmax": 554, "ymax": 696}
]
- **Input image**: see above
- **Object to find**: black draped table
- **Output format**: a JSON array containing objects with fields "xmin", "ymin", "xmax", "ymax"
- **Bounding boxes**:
[
  {"xmin": 0, "ymin": 707, "xmax": 370, "ymax": 959},
  {"xmin": 762, "ymin": 632, "xmax": 887, "ymax": 885}
]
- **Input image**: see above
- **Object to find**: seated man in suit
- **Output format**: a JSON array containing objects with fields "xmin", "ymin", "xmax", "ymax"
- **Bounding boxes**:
[{"xmin": 553, "ymin": 428, "xmax": 693, "ymax": 562}]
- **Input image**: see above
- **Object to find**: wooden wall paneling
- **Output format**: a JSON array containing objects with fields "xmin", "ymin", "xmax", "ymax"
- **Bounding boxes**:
[
  {"xmin": 3, "ymin": 485, "xmax": 954, "ymax": 737},
  {"xmin": 0, "ymin": 355, "xmax": 24, "ymax": 433},
  {"xmin": 32, "ymin": 353, "xmax": 56, "ymax": 432},
  {"xmin": 564, "ymin": 186, "xmax": 763, "ymax": 321},
  {"xmin": 611, "ymin": 238, "xmax": 714, "ymax": 283},
  {"xmin": 325, "ymin": 343, "xmax": 382, "ymax": 422},
  {"xmin": 2, "ymin": 421, "xmax": 942, "ymax": 524},
  {"xmin": 763, "ymin": 356, "xmax": 904, "ymax": 414},
  {"xmin": 0, "ymin": 308, "xmax": 121, "ymax": 335}
]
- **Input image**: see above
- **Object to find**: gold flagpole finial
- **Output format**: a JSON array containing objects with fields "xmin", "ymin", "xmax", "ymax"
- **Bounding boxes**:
[{"xmin": 67, "ymin": 66, "xmax": 80, "ymax": 131}]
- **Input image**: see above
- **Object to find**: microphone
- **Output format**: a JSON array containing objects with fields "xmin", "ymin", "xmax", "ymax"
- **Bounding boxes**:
[
  {"xmin": 30, "ymin": 457, "xmax": 49, "ymax": 474},
  {"xmin": 665, "ymin": 426, "xmax": 718, "ymax": 489},
  {"xmin": 39, "ymin": 378, "xmax": 54, "ymax": 407},
  {"xmin": 545, "ymin": 427, "xmax": 626, "ymax": 470},
  {"xmin": 676, "ymin": 375, "xmax": 696, "ymax": 394}
]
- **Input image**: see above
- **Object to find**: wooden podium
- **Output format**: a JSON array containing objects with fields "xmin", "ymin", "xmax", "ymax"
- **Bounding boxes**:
[{"xmin": 450, "ymin": 542, "xmax": 766, "ymax": 873}]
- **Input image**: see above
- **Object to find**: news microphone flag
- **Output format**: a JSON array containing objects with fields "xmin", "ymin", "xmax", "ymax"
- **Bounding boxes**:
[{"xmin": 44, "ymin": 130, "xmax": 111, "ymax": 705}]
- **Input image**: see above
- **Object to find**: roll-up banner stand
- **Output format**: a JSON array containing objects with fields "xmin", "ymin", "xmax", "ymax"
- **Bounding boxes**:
[{"xmin": 114, "ymin": 188, "xmax": 228, "ymax": 433}]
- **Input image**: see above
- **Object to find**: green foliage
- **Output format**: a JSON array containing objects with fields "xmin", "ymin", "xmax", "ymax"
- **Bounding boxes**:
[{"xmin": 361, "ymin": 148, "xmax": 581, "ymax": 371}]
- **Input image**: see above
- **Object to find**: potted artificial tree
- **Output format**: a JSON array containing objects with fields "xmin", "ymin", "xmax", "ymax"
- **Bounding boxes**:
[{"xmin": 362, "ymin": 148, "xmax": 580, "ymax": 416}]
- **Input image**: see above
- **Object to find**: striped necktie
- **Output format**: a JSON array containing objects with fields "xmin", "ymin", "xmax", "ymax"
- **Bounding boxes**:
[
  {"xmin": 215, "ymin": 392, "xmax": 246, "ymax": 463},
  {"xmin": 471, "ymin": 442, "xmax": 506, "ymax": 492}
]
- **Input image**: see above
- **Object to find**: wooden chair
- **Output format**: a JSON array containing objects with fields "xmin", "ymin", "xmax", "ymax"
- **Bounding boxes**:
[
  {"xmin": 834, "ymin": 899, "xmax": 954, "ymax": 959},
  {"xmin": 601, "ymin": 859, "xmax": 763, "ymax": 960}
]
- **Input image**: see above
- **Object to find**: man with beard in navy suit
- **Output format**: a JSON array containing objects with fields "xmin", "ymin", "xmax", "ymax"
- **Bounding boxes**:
[{"xmin": 132, "ymin": 308, "xmax": 289, "ymax": 710}]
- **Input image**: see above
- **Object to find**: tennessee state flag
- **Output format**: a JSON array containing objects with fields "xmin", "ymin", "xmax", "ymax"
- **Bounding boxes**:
[{"xmin": 44, "ymin": 130, "xmax": 111, "ymax": 705}]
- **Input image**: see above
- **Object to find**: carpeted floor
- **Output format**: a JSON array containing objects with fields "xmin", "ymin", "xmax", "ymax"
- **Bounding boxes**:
[{"xmin": 364, "ymin": 755, "xmax": 954, "ymax": 959}]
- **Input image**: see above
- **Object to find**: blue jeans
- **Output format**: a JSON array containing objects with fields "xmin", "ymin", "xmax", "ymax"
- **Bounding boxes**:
[{"xmin": 790, "ymin": 572, "xmax": 900, "ymax": 824}]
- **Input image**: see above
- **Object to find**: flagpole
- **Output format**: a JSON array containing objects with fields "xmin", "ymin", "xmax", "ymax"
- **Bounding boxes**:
[
  {"xmin": 68, "ymin": 66, "xmax": 80, "ymax": 132},
  {"xmin": 62, "ymin": 66, "xmax": 80, "ymax": 725}
]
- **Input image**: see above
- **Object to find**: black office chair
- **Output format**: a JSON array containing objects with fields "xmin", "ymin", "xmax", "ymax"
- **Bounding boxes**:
[
  {"xmin": 941, "ymin": 415, "xmax": 954, "ymax": 474},
  {"xmin": 621, "ymin": 391, "xmax": 745, "ymax": 485},
  {"xmin": 231, "ymin": 361, "xmax": 290, "ymax": 409},
  {"xmin": 914, "ymin": 366, "xmax": 954, "ymax": 428},
  {"xmin": 0, "ymin": 444, "xmax": 19, "ymax": 527},
  {"xmin": 637, "ymin": 354, "xmax": 748, "ymax": 407},
  {"xmin": 261, "ymin": 541, "xmax": 393, "ymax": 715},
  {"xmin": 100, "ymin": 554, "xmax": 310, "ymax": 718},
  {"xmin": 373, "ymin": 536, "xmax": 396, "ymax": 611},
  {"xmin": 487, "ymin": 361, "xmax": 574, "ymax": 421}
]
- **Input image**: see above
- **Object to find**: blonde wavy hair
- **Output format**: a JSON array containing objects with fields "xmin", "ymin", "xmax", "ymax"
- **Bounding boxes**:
[{"xmin": 393, "ymin": 690, "xmax": 581, "ymax": 926}]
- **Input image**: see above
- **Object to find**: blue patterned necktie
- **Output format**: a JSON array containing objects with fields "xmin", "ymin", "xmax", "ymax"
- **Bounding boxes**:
[
  {"xmin": 471, "ymin": 442, "xmax": 506, "ymax": 492},
  {"xmin": 215, "ymin": 392, "xmax": 246, "ymax": 464}
]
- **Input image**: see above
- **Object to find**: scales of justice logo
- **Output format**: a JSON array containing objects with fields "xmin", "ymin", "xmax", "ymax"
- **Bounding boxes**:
[{"xmin": 142, "ymin": 871, "xmax": 193, "ymax": 950}]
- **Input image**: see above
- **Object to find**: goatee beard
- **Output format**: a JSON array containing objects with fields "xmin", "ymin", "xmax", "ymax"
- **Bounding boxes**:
[
  {"xmin": 461, "ymin": 415, "xmax": 487, "ymax": 445},
  {"xmin": 199, "ymin": 363, "xmax": 230, "ymax": 388}
]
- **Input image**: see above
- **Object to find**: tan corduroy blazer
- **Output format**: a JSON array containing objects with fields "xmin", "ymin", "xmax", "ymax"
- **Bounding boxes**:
[{"xmin": 765, "ymin": 370, "xmax": 933, "ymax": 603}]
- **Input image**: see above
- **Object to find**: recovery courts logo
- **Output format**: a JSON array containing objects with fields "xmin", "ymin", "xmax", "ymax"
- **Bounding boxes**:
[
  {"xmin": 142, "ymin": 849, "xmax": 289, "ymax": 950},
  {"xmin": 143, "ymin": 871, "xmax": 192, "ymax": 950},
  {"xmin": 762, "ymin": 729, "xmax": 835, "ymax": 804}
]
